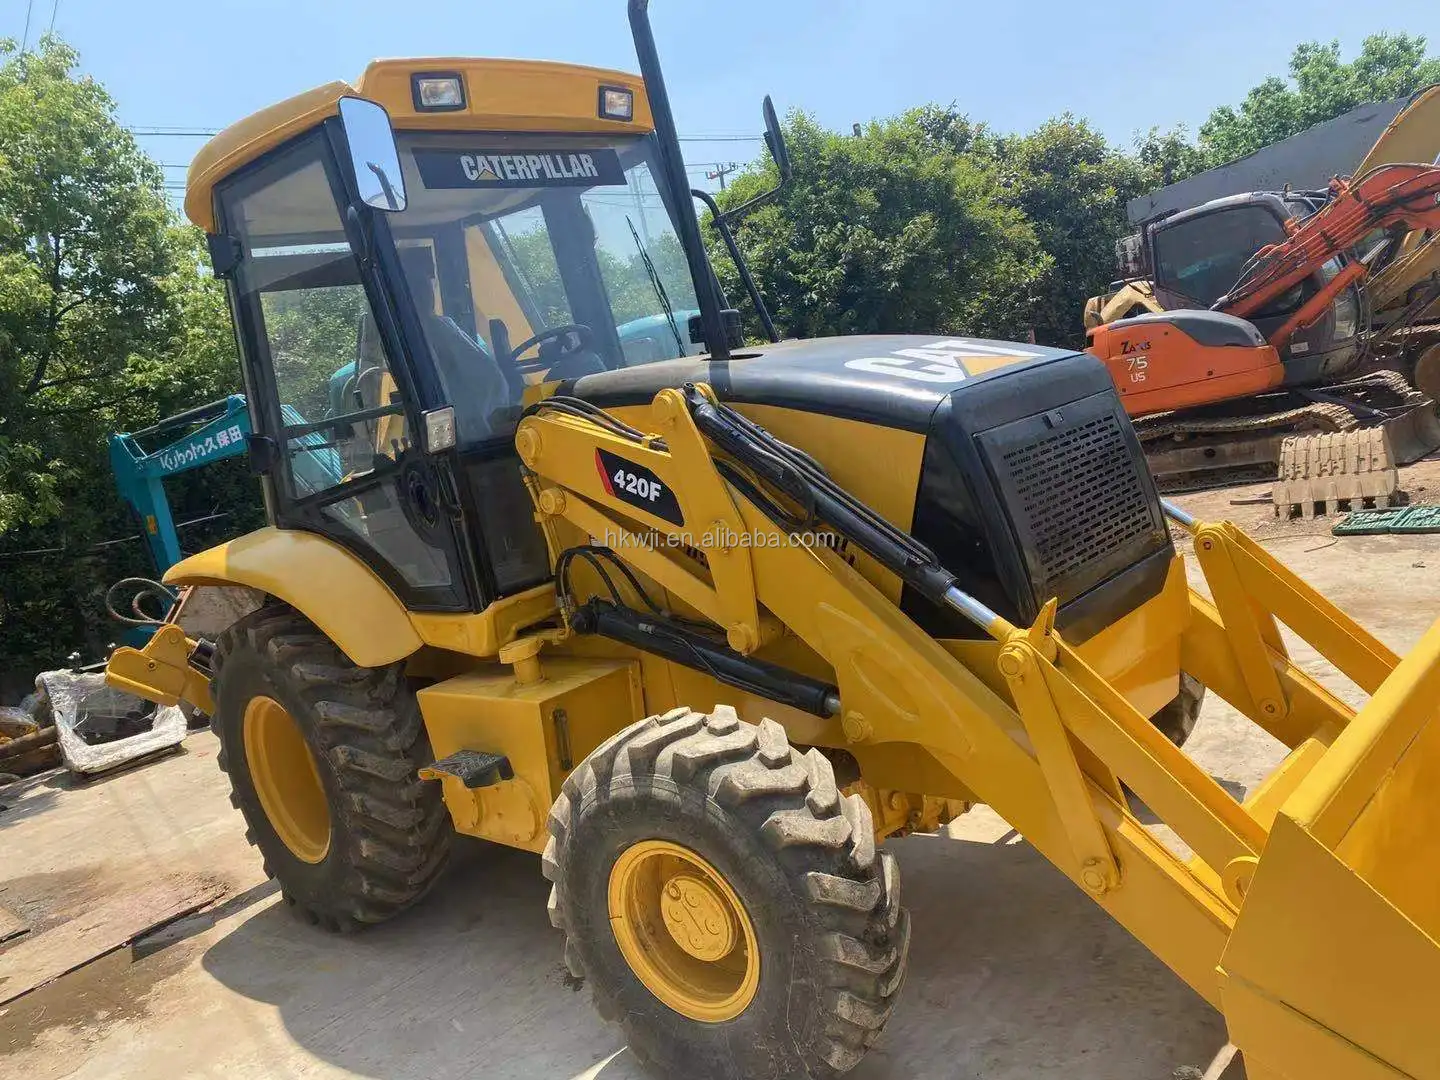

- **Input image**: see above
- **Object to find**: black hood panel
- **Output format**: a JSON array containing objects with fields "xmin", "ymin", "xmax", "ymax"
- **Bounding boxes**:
[{"xmin": 568, "ymin": 335, "xmax": 1080, "ymax": 431}]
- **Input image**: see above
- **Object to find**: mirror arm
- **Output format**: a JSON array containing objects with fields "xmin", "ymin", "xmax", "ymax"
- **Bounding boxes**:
[
  {"xmin": 344, "ymin": 204, "xmax": 374, "ymax": 269},
  {"xmin": 717, "ymin": 184, "xmax": 784, "ymax": 225},
  {"xmin": 692, "ymin": 188, "xmax": 778, "ymax": 344}
]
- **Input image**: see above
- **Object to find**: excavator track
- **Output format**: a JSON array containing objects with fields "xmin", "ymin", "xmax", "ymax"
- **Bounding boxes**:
[
  {"xmin": 1137, "ymin": 400, "xmax": 1358, "ymax": 444},
  {"xmin": 1136, "ymin": 367, "xmax": 1440, "ymax": 491}
]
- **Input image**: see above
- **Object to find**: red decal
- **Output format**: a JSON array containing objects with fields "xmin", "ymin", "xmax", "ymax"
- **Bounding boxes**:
[{"xmin": 596, "ymin": 449, "xmax": 616, "ymax": 495}]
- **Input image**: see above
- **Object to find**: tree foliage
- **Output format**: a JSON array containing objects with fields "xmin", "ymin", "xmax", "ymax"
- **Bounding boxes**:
[
  {"xmin": 1199, "ymin": 33, "xmax": 1440, "ymax": 164},
  {"xmin": 973, "ymin": 116, "xmax": 1150, "ymax": 345},
  {"xmin": 0, "ymin": 38, "xmax": 252, "ymax": 693},
  {"xmin": 715, "ymin": 110, "xmax": 1047, "ymax": 342}
]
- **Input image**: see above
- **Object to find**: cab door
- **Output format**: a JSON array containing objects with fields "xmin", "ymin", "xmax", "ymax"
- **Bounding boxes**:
[{"xmin": 214, "ymin": 129, "xmax": 472, "ymax": 612}]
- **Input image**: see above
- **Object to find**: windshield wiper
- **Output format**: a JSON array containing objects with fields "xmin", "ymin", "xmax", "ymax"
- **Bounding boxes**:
[{"xmin": 628, "ymin": 216, "xmax": 687, "ymax": 358}]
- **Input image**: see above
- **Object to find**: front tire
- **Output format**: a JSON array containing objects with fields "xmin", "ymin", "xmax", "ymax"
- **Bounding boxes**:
[
  {"xmin": 211, "ymin": 604, "xmax": 450, "ymax": 931},
  {"xmin": 545, "ymin": 706, "xmax": 909, "ymax": 1078}
]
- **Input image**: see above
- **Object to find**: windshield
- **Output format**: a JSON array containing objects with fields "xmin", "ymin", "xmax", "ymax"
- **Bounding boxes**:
[
  {"xmin": 1153, "ymin": 205, "xmax": 1291, "ymax": 308},
  {"xmin": 388, "ymin": 130, "xmax": 701, "ymax": 444}
]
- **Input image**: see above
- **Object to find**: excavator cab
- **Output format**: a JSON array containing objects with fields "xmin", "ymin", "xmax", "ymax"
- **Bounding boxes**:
[{"xmin": 1146, "ymin": 192, "xmax": 1363, "ymax": 385}]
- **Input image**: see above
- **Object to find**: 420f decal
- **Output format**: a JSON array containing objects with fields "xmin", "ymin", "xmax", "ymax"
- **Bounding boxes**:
[{"xmin": 595, "ymin": 448, "xmax": 684, "ymax": 525}]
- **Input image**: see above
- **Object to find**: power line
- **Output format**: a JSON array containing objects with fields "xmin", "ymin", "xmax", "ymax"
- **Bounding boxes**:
[
  {"xmin": 47, "ymin": 0, "xmax": 59, "ymax": 35},
  {"xmin": 0, "ymin": 511, "xmax": 233, "ymax": 561},
  {"xmin": 20, "ymin": 0, "xmax": 35, "ymax": 51},
  {"xmin": 131, "ymin": 125, "xmax": 762, "ymax": 143}
]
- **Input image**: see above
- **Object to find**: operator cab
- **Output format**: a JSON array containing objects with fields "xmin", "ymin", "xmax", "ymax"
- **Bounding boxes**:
[
  {"xmin": 194, "ymin": 60, "xmax": 773, "ymax": 616},
  {"xmin": 1146, "ymin": 192, "xmax": 1362, "ymax": 382}
]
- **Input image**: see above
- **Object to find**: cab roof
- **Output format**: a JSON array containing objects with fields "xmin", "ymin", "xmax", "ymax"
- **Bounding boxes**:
[{"xmin": 185, "ymin": 57, "xmax": 654, "ymax": 232}]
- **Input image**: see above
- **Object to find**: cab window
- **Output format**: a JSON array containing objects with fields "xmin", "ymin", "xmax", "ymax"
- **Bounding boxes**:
[
  {"xmin": 387, "ymin": 131, "xmax": 702, "ymax": 447},
  {"xmin": 217, "ymin": 131, "xmax": 463, "ymax": 603}
]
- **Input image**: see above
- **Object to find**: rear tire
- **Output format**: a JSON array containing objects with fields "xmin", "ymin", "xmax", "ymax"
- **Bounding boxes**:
[
  {"xmin": 545, "ymin": 706, "xmax": 909, "ymax": 1078},
  {"xmin": 211, "ymin": 604, "xmax": 450, "ymax": 931}
]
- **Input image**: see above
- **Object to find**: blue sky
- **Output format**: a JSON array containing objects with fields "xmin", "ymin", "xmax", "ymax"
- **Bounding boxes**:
[{"xmin": 17, "ymin": 0, "xmax": 1440, "ymax": 197}]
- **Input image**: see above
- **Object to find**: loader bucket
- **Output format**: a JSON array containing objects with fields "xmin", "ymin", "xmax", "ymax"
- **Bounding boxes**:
[{"xmin": 1219, "ymin": 615, "xmax": 1440, "ymax": 1080}]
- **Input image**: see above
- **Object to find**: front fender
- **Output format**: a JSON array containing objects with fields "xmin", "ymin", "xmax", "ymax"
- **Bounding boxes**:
[{"xmin": 164, "ymin": 527, "xmax": 422, "ymax": 667}]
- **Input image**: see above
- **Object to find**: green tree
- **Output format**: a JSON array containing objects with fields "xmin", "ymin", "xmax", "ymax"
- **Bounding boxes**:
[
  {"xmin": 0, "ymin": 36, "xmax": 177, "ymax": 534},
  {"xmin": 1133, "ymin": 125, "xmax": 1210, "ymax": 187},
  {"xmin": 0, "ymin": 38, "xmax": 250, "ymax": 692},
  {"xmin": 1200, "ymin": 33, "xmax": 1440, "ymax": 163},
  {"xmin": 715, "ymin": 110, "xmax": 1048, "ymax": 342},
  {"xmin": 974, "ymin": 116, "xmax": 1149, "ymax": 346}
]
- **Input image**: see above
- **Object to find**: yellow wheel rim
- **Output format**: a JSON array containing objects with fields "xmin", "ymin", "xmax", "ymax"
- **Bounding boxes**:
[
  {"xmin": 242, "ymin": 695, "xmax": 331, "ymax": 864},
  {"xmin": 608, "ymin": 840, "xmax": 760, "ymax": 1022}
]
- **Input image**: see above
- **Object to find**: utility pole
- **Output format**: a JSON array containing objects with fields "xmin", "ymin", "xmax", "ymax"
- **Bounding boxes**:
[{"xmin": 706, "ymin": 162, "xmax": 738, "ymax": 189}]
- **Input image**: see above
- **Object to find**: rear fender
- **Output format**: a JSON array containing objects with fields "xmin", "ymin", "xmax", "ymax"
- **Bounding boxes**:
[{"xmin": 163, "ymin": 527, "xmax": 422, "ymax": 668}]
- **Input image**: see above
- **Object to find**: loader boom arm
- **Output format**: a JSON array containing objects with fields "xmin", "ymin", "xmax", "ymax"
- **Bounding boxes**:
[{"xmin": 518, "ymin": 386, "xmax": 1440, "ymax": 1078}]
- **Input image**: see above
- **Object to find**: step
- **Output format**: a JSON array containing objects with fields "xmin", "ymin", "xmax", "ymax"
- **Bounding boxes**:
[{"xmin": 419, "ymin": 749, "xmax": 514, "ymax": 790}]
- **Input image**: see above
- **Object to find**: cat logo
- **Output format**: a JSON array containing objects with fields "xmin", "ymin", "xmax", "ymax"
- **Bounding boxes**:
[
  {"xmin": 844, "ymin": 339, "xmax": 1044, "ymax": 384},
  {"xmin": 416, "ymin": 147, "xmax": 627, "ymax": 190}
]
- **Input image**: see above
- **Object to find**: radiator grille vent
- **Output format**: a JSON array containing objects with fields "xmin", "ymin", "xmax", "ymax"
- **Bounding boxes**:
[{"xmin": 995, "ymin": 411, "xmax": 1155, "ymax": 595}]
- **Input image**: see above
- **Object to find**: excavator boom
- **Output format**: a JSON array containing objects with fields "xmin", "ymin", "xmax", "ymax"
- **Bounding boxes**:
[
  {"xmin": 1219, "ymin": 162, "xmax": 1440, "ymax": 323},
  {"xmin": 1087, "ymin": 161, "xmax": 1440, "ymax": 487}
]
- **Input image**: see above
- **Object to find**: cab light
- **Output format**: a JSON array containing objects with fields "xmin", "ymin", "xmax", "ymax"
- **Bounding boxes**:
[
  {"xmin": 599, "ymin": 85, "xmax": 634, "ymax": 122},
  {"xmin": 423, "ymin": 406, "xmax": 457, "ymax": 453},
  {"xmin": 412, "ymin": 74, "xmax": 465, "ymax": 112}
]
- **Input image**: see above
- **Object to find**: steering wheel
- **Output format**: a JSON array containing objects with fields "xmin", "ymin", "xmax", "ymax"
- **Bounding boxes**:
[{"xmin": 508, "ymin": 323, "xmax": 595, "ymax": 373}]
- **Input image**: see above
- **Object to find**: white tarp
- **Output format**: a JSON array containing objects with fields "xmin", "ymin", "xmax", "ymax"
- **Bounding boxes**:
[{"xmin": 36, "ymin": 671, "xmax": 186, "ymax": 776}]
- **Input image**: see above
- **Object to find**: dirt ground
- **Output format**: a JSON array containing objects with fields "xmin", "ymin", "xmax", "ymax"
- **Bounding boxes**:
[{"xmin": 2, "ymin": 462, "xmax": 1438, "ymax": 1080}]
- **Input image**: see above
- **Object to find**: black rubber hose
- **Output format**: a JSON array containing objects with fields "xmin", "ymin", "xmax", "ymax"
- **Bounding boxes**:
[
  {"xmin": 683, "ymin": 387, "xmax": 958, "ymax": 604},
  {"xmin": 573, "ymin": 599, "xmax": 838, "ymax": 718},
  {"xmin": 105, "ymin": 577, "xmax": 177, "ymax": 626}
]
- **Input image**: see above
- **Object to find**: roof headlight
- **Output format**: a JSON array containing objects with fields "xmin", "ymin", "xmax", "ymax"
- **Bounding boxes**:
[
  {"xmin": 412, "ymin": 73, "xmax": 465, "ymax": 112},
  {"xmin": 598, "ymin": 85, "xmax": 634, "ymax": 122}
]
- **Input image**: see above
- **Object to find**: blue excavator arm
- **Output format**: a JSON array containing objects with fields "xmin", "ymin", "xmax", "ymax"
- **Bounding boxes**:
[
  {"xmin": 108, "ymin": 395, "xmax": 253, "ymax": 575},
  {"xmin": 109, "ymin": 395, "xmax": 343, "ymax": 576}
]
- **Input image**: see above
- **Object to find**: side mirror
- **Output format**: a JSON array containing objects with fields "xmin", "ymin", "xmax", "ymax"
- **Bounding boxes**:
[
  {"xmin": 715, "ymin": 95, "xmax": 792, "ymax": 226},
  {"xmin": 762, "ymin": 95, "xmax": 791, "ymax": 183},
  {"xmin": 339, "ymin": 97, "xmax": 407, "ymax": 213}
]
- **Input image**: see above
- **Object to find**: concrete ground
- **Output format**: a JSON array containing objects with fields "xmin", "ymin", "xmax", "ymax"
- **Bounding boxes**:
[{"xmin": 2, "ymin": 474, "xmax": 1437, "ymax": 1080}]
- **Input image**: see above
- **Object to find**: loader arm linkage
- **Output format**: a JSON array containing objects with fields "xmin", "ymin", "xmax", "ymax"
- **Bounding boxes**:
[{"xmin": 518, "ymin": 385, "xmax": 1440, "ymax": 1080}]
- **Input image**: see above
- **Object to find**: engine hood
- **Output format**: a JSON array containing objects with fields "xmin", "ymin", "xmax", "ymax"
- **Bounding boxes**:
[{"xmin": 567, "ymin": 334, "xmax": 1084, "ymax": 432}]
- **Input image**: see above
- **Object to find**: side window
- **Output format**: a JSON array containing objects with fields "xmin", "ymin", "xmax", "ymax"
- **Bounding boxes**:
[
  {"xmin": 250, "ymin": 255, "xmax": 400, "ymax": 484},
  {"xmin": 221, "ymin": 135, "xmax": 459, "ymax": 599}
]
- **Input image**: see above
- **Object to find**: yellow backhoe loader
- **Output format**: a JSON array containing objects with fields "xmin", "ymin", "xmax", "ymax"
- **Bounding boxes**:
[{"xmin": 107, "ymin": 4, "xmax": 1440, "ymax": 1076}]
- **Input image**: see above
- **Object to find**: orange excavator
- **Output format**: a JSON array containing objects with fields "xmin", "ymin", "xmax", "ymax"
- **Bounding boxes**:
[{"xmin": 1086, "ymin": 161, "xmax": 1440, "ymax": 486}]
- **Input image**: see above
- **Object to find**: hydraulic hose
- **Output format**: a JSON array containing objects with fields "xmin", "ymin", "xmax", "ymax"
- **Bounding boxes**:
[
  {"xmin": 682, "ymin": 386, "xmax": 1006, "ymax": 634},
  {"xmin": 105, "ymin": 577, "xmax": 177, "ymax": 626}
]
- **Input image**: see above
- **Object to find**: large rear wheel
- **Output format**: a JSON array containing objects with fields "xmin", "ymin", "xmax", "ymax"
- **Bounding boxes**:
[
  {"xmin": 211, "ymin": 605, "xmax": 450, "ymax": 930},
  {"xmin": 544, "ymin": 706, "xmax": 909, "ymax": 1078}
]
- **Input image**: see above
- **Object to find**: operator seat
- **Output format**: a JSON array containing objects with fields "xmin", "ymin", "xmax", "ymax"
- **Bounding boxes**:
[{"xmin": 398, "ymin": 247, "xmax": 513, "ymax": 441}]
